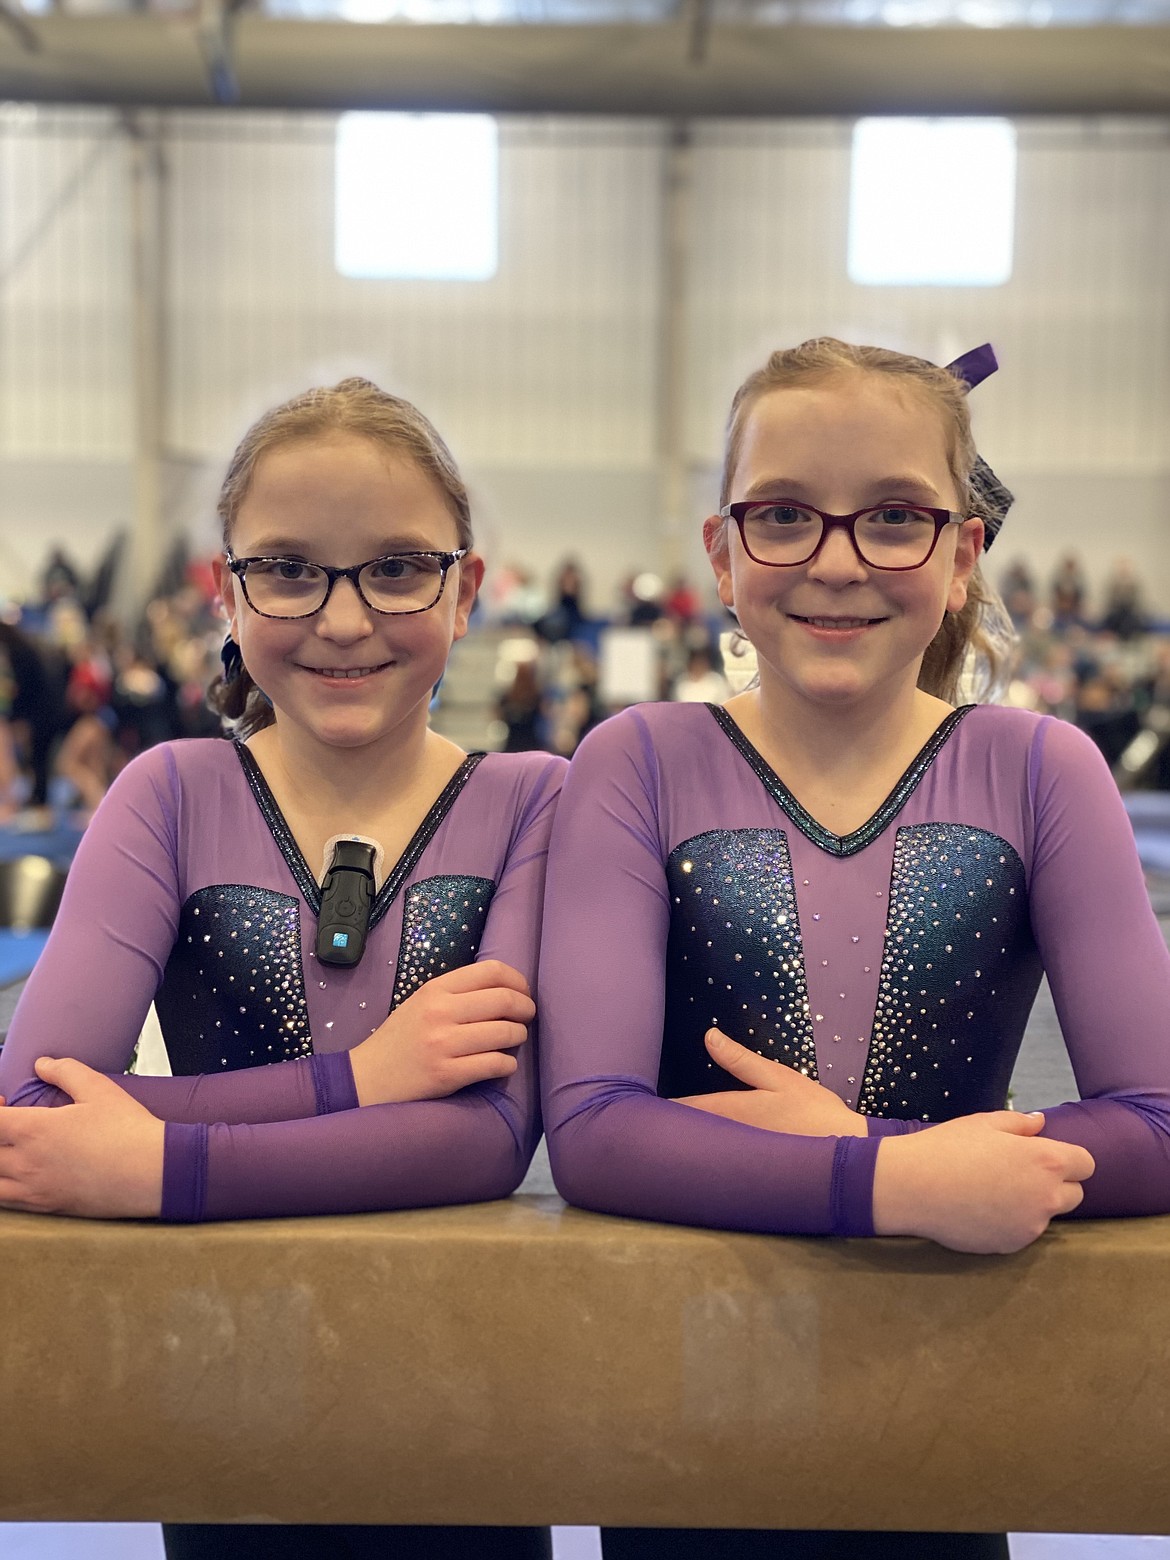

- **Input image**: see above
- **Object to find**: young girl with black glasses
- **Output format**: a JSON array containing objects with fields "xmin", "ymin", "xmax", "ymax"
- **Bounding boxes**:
[
  {"xmin": 538, "ymin": 339, "xmax": 1170, "ymax": 1560},
  {"xmin": 0, "ymin": 378, "xmax": 562, "ymax": 1560}
]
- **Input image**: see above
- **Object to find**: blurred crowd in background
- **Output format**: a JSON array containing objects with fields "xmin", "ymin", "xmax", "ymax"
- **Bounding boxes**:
[
  {"xmin": 0, "ymin": 544, "xmax": 224, "ymax": 824},
  {"xmin": 3, "ymin": 537, "xmax": 1170, "ymax": 825}
]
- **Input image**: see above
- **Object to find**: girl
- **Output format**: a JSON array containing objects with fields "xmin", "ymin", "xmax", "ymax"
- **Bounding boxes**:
[
  {"xmin": 0, "ymin": 378, "xmax": 563, "ymax": 1560},
  {"xmin": 538, "ymin": 339, "xmax": 1170, "ymax": 1560}
]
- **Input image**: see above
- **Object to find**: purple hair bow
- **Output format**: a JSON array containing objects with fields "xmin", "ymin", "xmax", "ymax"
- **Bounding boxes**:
[{"xmin": 944, "ymin": 342, "xmax": 1012, "ymax": 547}]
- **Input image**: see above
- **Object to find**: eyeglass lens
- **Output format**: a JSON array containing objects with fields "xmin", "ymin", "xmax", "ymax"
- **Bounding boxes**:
[
  {"xmin": 740, "ymin": 504, "xmax": 941, "ymax": 568},
  {"xmin": 243, "ymin": 556, "xmax": 447, "ymax": 617}
]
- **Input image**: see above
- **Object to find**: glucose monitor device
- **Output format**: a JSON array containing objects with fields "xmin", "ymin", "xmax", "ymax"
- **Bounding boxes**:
[{"xmin": 315, "ymin": 835, "xmax": 380, "ymax": 968}]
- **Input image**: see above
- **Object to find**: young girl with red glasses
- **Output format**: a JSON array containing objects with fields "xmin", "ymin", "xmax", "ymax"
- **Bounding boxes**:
[
  {"xmin": 539, "ymin": 339, "xmax": 1170, "ymax": 1560},
  {"xmin": 0, "ymin": 378, "xmax": 562, "ymax": 1560}
]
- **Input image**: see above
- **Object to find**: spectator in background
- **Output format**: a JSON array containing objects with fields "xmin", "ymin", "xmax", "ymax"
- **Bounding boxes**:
[
  {"xmin": 671, "ymin": 646, "xmax": 731, "ymax": 705},
  {"xmin": 1051, "ymin": 552, "xmax": 1088, "ymax": 628},
  {"xmin": 143, "ymin": 583, "xmax": 223, "ymax": 740},
  {"xmin": 999, "ymin": 557, "xmax": 1037, "ymax": 629},
  {"xmin": 0, "ymin": 641, "xmax": 20, "ymax": 819},
  {"xmin": 1101, "ymin": 559, "xmax": 1148, "ymax": 641},
  {"xmin": 624, "ymin": 572, "xmax": 666, "ymax": 628},
  {"xmin": 1029, "ymin": 641, "xmax": 1078, "ymax": 721},
  {"xmin": 1075, "ymin": 659, "xmax": 1142, "ymax": 768},
  {"xmin": 52, "ymin": 651, "xmax": 120, "ymax": 817},
  {"xmin": 112, "ymin": 646, "xmax": 176, "ymax": 756},
  {"xmin": 537, "ymin": 558, "xmax": 588, "ymax": 644},
  {"xmin": 39, "ymin": 548, "xmax": 82, "ymax": 603},
  {"xmin": 496, "ymin": 659, "xmax": 546, "ymax": 753},
  {"xmin": 548, "ymin": 644, "xmax": 604, "ymax": 756},
  {"xmin": 0, "ymin": 620, "xmax": 69, "ymax": 809},
  {"xmin": 664, "ymin": 574, "xmax": 701, "ymax": 624},
  {"xmin": 490, "ymin": 564, "xmax": 545, "ymax": 628}
]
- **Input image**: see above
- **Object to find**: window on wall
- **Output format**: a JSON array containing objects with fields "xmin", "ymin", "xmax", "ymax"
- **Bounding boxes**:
[
  {"xmin": 335, "ymin": 112, "xmax": 499, "ymax": 281},
  {"xmin": 848, "ymin": 118, "xmax": 1016, "ymax": 287}
]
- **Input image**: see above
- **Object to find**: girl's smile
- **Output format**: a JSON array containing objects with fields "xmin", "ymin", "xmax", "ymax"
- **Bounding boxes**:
[
  {"xmin": 790, "ymin": 613, "xmax": 889, "ymax": 637},
  {"xmin": 297, "ymin": 659, "xmax": 397, "ymax": 681}
]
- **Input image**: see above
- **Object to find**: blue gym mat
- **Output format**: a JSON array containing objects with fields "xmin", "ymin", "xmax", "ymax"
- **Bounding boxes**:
[
  {"xmin": 0, "ymin": 822, "xmax": 84, "ymax": 869},
  {"xmin": 0, "ymin": 929, "xmax": 51, "ymax": 987}
]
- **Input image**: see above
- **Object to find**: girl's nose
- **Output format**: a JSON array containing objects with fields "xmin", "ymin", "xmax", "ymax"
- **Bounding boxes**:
[
  {"xmin": 317, "ymin": 577, "xmax": 376, "ymax": 640},
  {"xmin": 808, "ymin": 524, "xmax": 869, "ymax": 584}
]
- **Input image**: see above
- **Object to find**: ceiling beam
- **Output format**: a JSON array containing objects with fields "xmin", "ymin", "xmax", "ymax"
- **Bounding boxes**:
[{"xmin": 2, "ymin": 15, "xmax": 1170, "ymax": 115}]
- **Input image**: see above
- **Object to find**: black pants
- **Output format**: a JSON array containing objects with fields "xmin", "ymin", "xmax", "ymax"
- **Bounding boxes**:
[
  {"xmin": 601, "ymin": 1531, "xmax": 1009, "ymax": 1559},
  {"xmin": 162, "ymin": 1525, "xmax": 553, "ymax": 1560}
]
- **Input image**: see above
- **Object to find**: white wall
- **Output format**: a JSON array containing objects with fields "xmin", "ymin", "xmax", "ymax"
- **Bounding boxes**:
[{"xmin": 3, "ymin": 108, "xmax": 1170, "ymax": 613}]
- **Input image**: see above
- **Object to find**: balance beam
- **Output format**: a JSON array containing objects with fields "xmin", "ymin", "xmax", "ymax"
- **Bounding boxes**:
[{"xmin": 0, "ymin": 1196, "xmax": 1164, "ymax": 1532}]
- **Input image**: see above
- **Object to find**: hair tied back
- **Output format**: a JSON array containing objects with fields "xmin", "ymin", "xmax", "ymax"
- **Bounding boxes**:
[{"xmin": 221, "ymin": 634, "xmax": 244, "ymax": 685}]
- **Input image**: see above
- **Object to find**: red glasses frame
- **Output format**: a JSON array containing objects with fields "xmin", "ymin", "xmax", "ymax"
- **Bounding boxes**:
[{"xmin": 719, "ymin": 502, "xmax": 970, "ymax": 572}]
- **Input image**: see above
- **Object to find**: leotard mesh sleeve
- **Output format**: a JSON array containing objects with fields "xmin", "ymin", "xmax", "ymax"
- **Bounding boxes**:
[
  {"xmin": 0, "ymin": 748, "xmax": 334, "ymax": 1125},
  {"xmin": 1021, "ymin": 716, "xmax": 1170, "ymax": 1215},
  {"xmin": 539, "ymin": 712, "xmax": 880, "ymax": 1237}
]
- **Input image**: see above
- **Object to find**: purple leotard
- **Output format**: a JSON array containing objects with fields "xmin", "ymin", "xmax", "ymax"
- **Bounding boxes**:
[
  {"xmin": 539, "ymin": 701, "xmax": 1170, "ymax": 1237},
  {"xmin": 0, "ymin": 739, "xmax": 565, "ymax": 1222}
]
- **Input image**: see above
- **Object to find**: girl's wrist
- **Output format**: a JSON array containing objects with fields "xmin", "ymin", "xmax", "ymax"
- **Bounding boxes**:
[{"xmin": 870, "ymin": 1136, "xmax": 923, "ymax": 1237}]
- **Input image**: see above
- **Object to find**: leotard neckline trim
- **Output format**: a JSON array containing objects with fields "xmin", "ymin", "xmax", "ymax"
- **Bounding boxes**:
[
  {"xmin": 705, "ymin": 702, "xmax": 975, "ymax": 858},
  {"xmin": 233, "ymin": 742, "xmax": 486, "ymax": 927}
]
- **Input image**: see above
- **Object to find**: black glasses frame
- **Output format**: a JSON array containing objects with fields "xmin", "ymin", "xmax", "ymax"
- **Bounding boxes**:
[
  {"xmin": 226, "ymin": 549, "xmax": 469, "ymax": 619},
  {"xmin": 719, "ymin": 503, "xmax": 969, "ymax": 572}
]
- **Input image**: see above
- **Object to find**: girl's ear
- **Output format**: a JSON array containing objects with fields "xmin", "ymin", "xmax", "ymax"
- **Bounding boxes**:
[
  {"xmin": 703, "ymin": 515, "xmax": 736, "ymax": 613},
  {"xmin": 946, "ymin": 516, "xmax": 985, "ymax": 614},
  {"xmin": 211, "ymin": 553, "xmax": 240, "ymax": 642},
  {"xmin": 452, "ymin": 552, "xmax": 486, "ymax": 643}
]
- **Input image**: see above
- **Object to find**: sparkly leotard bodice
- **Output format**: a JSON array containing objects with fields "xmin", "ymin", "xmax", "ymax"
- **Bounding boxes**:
[
  {"xmin": 658, "ymin": 708, "xmax": 1040, "ymax": 1120},
  {"xmin": 154, "ymin": 745, "xmax": 496, "ymax": 1075},
  {"xmin": 540, "ymin": 701, "xmax": 1170, "ymax": 1237},
  {"xmin": 0, "ymin": 738, "xmax": 565, "ymax": 1221}
]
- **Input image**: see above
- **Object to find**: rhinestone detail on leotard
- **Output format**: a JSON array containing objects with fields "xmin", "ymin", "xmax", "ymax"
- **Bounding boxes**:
[
  {"xmin": 858, "ymin": 823, "xmax": 1038, "ymax": 1120},
  {"xmin": 155, "ymin": 885, "xmax": 312, "ymax": 1073},
  {"xmin": 390, "ymin": 875, "xmax": 496, "ymax": 1010},
  {"xmin": 657, "ymin": 828, "xmax": 817, "ymax": 1099}
]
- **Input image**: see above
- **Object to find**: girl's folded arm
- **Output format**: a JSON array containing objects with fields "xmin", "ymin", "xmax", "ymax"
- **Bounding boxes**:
[
  {"xmin": 0, "ymin": 749, "xmax": 350, "ymax": 1127},
  {"xmin": 538, "ymin": 713, "xmax": 879, "ymax": 1238},
  {"xmin": 1023, "ymin": 717, "xmax": 1170, "ymax": 1215},
  {"xmin": 165, "ymin": 1084, "xmax": 530, "ymax": 1221}
]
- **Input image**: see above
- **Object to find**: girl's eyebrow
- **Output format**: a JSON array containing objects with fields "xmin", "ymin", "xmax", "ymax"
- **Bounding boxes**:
[
  {"xmin": 742, "ymin": 475, "xmax": 943, "ymax": 502},
  {"xmin": 237, "ymin": 534, "xmax": 442, "ymax": 556}
]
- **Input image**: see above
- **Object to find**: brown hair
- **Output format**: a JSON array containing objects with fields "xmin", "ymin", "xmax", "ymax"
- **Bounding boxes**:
[
  {"xmin": 719, "ymin": 337, "xmax": 1014, "ymax": 703},
  {"xmin": 210, "ymin": 377, "xmax": 473, "ymax": 737}
]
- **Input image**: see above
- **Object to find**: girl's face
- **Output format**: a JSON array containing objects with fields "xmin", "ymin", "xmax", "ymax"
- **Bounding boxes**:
[
  {"xmin": 213, "ymin": 432, "xmax": 481, "ymax": 755},
  {"xmin": 705, "ymin": 375, "xmax": 983, "ymax": 713}
]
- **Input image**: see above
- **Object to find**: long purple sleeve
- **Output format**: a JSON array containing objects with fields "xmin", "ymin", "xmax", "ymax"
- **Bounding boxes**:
[
  {"xmin": 538, "ymin": 702, "xmax": 1170, "ymax": 1237},
  {"xmin": 1022, "ymin": 717, "xmax": 1170, "ymax": 1214},
  {"xmin": 0, "ymin": 750, "xmax": 331, "ymax": 1126},
  {"xmin": 539, "ymin": 709, "xmax": 880, "ymax": 1238},
  {"xmin": 0, "ymin": 741, "xmax": 565, "ymax": 1221}
]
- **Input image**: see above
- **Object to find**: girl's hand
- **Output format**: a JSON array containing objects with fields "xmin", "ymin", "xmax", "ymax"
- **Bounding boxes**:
[
  {"xmin": 674, "ymin": 1027, "xmax": 869, "ymax": 1138},
  {"xmin": 873, "ymin": 1111, "xmax": 1095, "ymax": 1254},
  {"xmin": 0, "ymin": 1058, "xmax": 164, "ymax": 1219},
  {"xmin": 349, "ymin": 960, "xmax": 536, "ymax": 1106}
]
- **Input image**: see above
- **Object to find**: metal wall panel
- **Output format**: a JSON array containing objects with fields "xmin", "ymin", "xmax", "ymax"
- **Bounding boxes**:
[{"xmin": 3, "ymin": 109, "xmax": 1170, "ymax": 602}]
